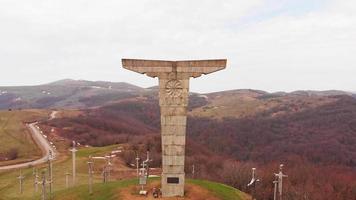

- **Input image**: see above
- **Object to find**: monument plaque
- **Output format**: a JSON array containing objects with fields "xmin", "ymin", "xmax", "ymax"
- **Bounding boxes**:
[{"xmin": 122, "ymin": 59, "xmax": 226, "ymax": 197}]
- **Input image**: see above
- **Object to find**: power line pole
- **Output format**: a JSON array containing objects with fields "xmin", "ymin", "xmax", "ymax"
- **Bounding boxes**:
[
  {"xmin": 274, "ymin": 164, "xmax": 288, "ymax": 200},
  {"xmin": 105, "ymin": 154, "xmax": 113, "ymax": 182},
  {"xmin": 136, "ymin": 153, "xmax": 140, "ymax": 179},
  {"xmin": 33, "ymin": 168, "xmax": 39, "ymax": 193},
  {"xmin": 65, "ymin": 171, "xmax": 71, "ymax": 188},
  {"xmin": 247, "ymin": 168, "xmax": 260, "ymax": 200},
  {"xmin": 17, "ymin": 169, "xmax": 25, "ymax": 195},
  {"xmin": 192, "ymin": 164, "xmax": 195, "ymax": 178},
  {"xmin": 102, "ymin": 166, "xmax": 108, "ymax": 183},
  {"xmin": 273, "ymin": 179, "xmax": 278, "ymax": 200},
  {"xmin": 138, "ymin": 150, "xmax": 152, "ymax": 195},
  {"xmin": 143, "ymin": 150, "xmax": 151, "ymax": 179},
  {"xmin": 88, "ymin": 155, "xmax": 94, "ymax": 195},
  {"xmin": 40, "ymin": 170, "xmax": 47, "ymax": 200},
  {"xmin": 69, "ymin": 141, "xmax": 77, "ymax": 186},
  {"xmin": 47, "ymin": 150, "xmax": 54, "ymax": 199}
]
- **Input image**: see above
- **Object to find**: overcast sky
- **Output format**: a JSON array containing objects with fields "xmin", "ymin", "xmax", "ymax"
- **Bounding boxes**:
[{"xmin": 0, "ymin": 0, "xmax": 355, "ymax": 93}]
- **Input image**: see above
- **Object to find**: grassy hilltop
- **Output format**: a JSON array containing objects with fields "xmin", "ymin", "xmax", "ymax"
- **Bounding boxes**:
[{"xmin": 0, "ymin": 144, "xmax": 248, "ymax": 200}]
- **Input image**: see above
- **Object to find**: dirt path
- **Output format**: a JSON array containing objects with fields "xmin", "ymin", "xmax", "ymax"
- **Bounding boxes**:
[{"xmin": 0, "ymin": 111, "xmax": 58, "ymax": 170}]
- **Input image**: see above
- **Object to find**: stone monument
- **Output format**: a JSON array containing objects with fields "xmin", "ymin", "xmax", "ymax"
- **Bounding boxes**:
[{"xmin": 122, "ymin": 59, "xmax": 226, "ymax": 197}]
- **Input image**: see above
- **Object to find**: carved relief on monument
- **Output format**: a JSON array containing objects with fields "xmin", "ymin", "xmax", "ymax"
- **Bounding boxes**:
[
  {"xmin": 161, "ymin": 79, "xmax": 185, "ymax": 106},
  {"xmin": 165, "ymin": 79, "xmax": 183, "ymax": 98}
]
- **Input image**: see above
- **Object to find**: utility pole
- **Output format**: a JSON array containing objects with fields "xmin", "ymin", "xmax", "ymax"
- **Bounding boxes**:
[
  {"xmin": 247, "ymin": 168, "xmax": 260, "ymax": 200},
  {"xmin": 102, "ymin": 166, "xmax": 108, "ymax": 183},
  {"xmin": 17, "ymin": 169, "xmax": 25, "ymax": 194},
  {"xmin": 138, "ymin": 150, "xmax": 152, "ymax": 195},
  {"xmin": 143, "ymin": 150, "xmax": 151, "ymax": 179},
  {"xmin": 47, "ymin": 150, "xmax": 54, "ymax": 199},
  {"xmin": 34, "ymin": 168, "xmax": 39, "ymax": 193},
  {"xmin": 105, "ymin": 154, "xmax": 113, "ymax": 182},
  {"xmin": 136, "ymin": 153, "xmax": 140, "ymax": 178},
  {"xmin": 274, "ymin": 164, "xmax": 288, "ymax": 200},
  {"xmin": 192, "ymin": 164, "xmax": 195, "ymax": 178},
  {"xmin": 101, "ymin": 155, "xmax": 112, "ymax": 183},
  {"xmin": 40, "ymin": 170, "xmax": 47, "ymax": 200},
  {"xmin": 36, "ymin": 171, "xmax": 51, "ymax": 200},
  {"xmin": 88, "ymin": 155, "xmax": 94, "ymax": 195},
  {"xmin": 65, "ymin": 171, "xmax": 71, "ymax": 188},
  {"xmin": 69, "ymin": 141, "xmax": 77, "ymax": 186},
  {"xmin": 273, "ymin": 179, "xmax": 278, "ymax": 200}
]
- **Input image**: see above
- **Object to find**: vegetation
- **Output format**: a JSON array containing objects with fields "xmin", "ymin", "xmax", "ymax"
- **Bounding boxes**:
[
  {"xmin": 46, "ymin": 92, "xmax": 356, "ymax": 200},
  {"xmin": 187, "ymin": 179, "xmax": 248, "ymax": 200},
  {"xmin": 2, "ymin": 81, "xmax": 356, "ymax": 199},
  {"xmin": 0, "ymin": 80, "xmax": 144, "ymax": 109},
  {"xmin": 49, "ymin": 178, "xmax": 247, "ymax": 200},
  {"xmin": 0, "ymin": 110, "xmax": 49, "ymax": 166},
  {"xmin": 0, "ymin": 145, "xmax": 120, "ymax": 200},
  {"xmin": 0, "ymin": 144, "xmax": 247, "ymax": 200}
]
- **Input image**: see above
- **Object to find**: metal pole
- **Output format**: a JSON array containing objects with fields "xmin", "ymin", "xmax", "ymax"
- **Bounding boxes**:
[
  {"xmin": 252, "ymin": 168, "xmax": 256, "ymax": 200},
  {"xmin": 273, "ymin": 180, "xmax": 278, "ymax": 200},
  {"xmin": 136, "ymin": 154, "xmax": 140, "ymax": 178},
  {"xmin": 88, "ymin": 156, "xmax": 94, "ymax": 194},
  {"xmin": 279, "ymin": 164, "xmax": 284, "ymax": 200},
  {"xmin": 145, "ymin": 151, "xmax": 150, "ymax": 178},
  {"xmin": 47, "ymin": 151, "xmax": 53, "ymax": 199},
  {"xmin": 247, "ymin": 167, "xmax": 258, "ymax": 200},
  {"xmin": 102, "ymin": 166, "xmax": 107, "ymax": 183},
  {"xmin": 70, "ymin": 141, "xmax": 77, "ymax": 186},
  {"xmin": 41, "ymin": 171, "xmax": 47, "ymax": 200},
  {"xmin": 65, "ymin": 171, "xmax": 71, "ymax": 188},
  {"xmin": 17, "ymin": 169, "xmax": 25, "ymax": 194},
  {"xmin": 192, "ymin": 164, "xmax": 195, "ymax": 178},
  {"xmin": 72, "ymin": 149, "xmax": 76, "ymax": 185},
  {"xmin": 106, "ymin": 155, "xmax": 112, "ymax": 182},
  {"xmin": 274, "ymin": 164, "xmax": 288, "ymax": 200},
  {"xmin": 34, "ymin": 168, "xmax": 39, "ymax": 193}
]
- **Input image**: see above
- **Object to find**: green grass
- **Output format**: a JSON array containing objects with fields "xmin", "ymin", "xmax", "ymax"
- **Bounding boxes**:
[
  {"xmin": 0, "ymin": 145, "xmax": 119, "ymax": 200},
  {"xmin": 51, "ymin": 179, "xmax": 137, "ymax": 200},
  {"xmin": 187, "ymin": 179, "xmax": 248, "ymax": 200},
  {"xmin": 0, "ymin": 145, "xmax": 248, "ymax": 200},
  {"xmin": 47, "ymin": 178, "xmax": 248, "ymax": 200},
  {"xmin": 0, "ymin": 110, "xmax": 49, "ymax": 166}
]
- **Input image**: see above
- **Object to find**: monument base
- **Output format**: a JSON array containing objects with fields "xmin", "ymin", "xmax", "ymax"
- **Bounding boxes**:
[{"xmin": 161, "ymin": 173, "xmax": 185, "ymax": 197}]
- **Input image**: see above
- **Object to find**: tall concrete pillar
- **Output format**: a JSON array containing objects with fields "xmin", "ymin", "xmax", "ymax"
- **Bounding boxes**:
[{"xmin": 122, "ymin": 59, "xmax": 226, "ymax": 197}]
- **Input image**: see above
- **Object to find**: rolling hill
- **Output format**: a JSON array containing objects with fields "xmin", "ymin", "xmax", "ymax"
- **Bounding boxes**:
[
  {"xmin": 0, "ymin": 79, "xmax": 145, "ymax": 109},
  {"xmin": 1, "ymin": 80, "xmax": 356, "ymax": 199}
]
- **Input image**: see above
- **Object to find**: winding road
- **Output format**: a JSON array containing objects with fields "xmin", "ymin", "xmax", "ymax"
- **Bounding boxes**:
[{"xmin": 0, "ymin": 111, "xmax": 58, "ymax": 171}]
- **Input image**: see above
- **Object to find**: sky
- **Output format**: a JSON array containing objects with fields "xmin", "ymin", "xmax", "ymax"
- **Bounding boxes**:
[{"xmin": 0, "ymin": 0, "xmax": 355, "ymax": 93}]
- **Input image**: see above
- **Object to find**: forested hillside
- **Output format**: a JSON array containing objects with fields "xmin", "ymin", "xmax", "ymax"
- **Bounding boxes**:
[{"xmin": 44, "ymin": 88, "xmax": 356, "ymax": 199}]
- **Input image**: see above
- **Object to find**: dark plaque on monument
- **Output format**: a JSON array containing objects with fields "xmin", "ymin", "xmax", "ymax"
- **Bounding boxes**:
[{"xmin": 167, "ymin": 177, "xmax": 179, "ymax": 184}]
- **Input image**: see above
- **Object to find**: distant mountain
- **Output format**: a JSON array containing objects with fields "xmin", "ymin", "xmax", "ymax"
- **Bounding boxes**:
[
  {"xmin": 290, "ymin": 90, "xmax": 353, "ymax": 97},
  {"xmin": 0, "ymin": 79, "xmax": 355, "ymax": 110},
  {"xmin": 0, "ymin": 79, "xmax": 145, "ymax": 109}
]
